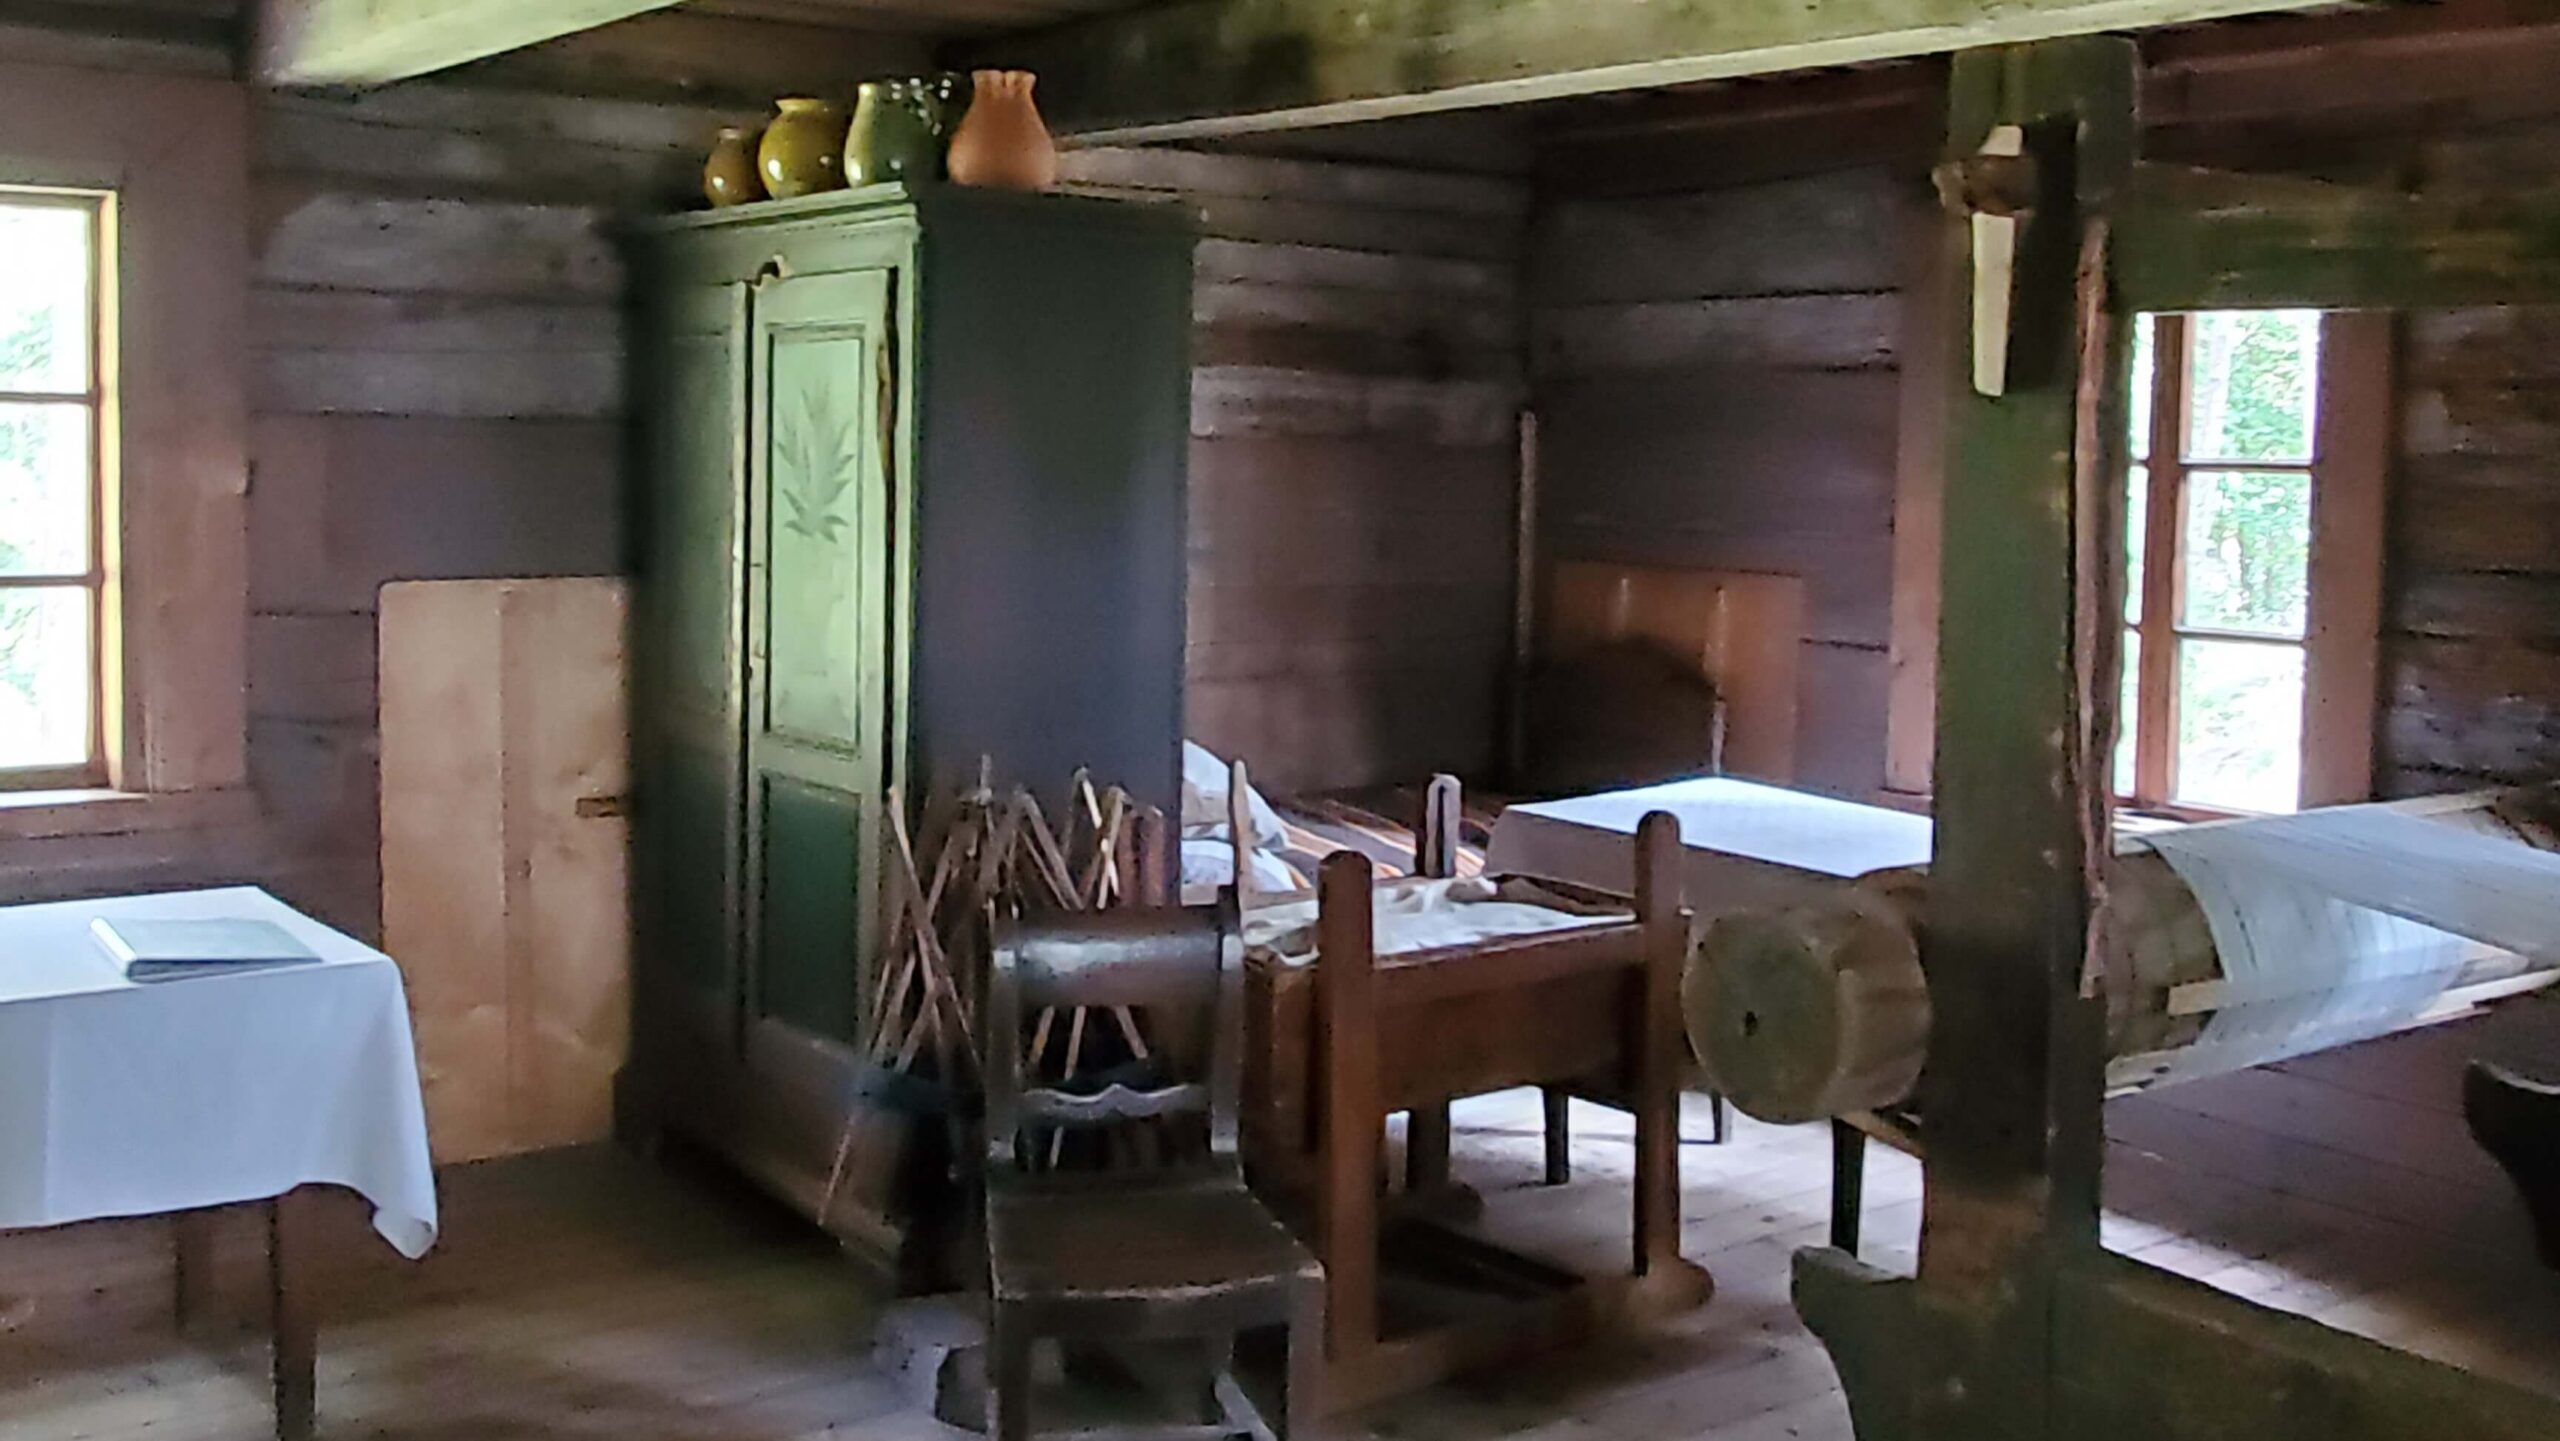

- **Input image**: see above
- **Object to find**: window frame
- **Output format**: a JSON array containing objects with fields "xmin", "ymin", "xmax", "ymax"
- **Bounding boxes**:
[
  {"xmin": 0, "ymin": 186, "xmax": 114, "ymax": 792},
  {"xmin": 2119, "ymin": 309, "xmax": 2390, "ymax": 817},
  {"xmin": 0, "ymin": 59, "xmax": 248, "ymax": 829}
]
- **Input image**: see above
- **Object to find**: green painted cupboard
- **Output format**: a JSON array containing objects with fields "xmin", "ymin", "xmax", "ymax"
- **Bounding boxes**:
[{"xmin": 623, "ymin": 183, "xmax": 1195, "ymax": 1273}]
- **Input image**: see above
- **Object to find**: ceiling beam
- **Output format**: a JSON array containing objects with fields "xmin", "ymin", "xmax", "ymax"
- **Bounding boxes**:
[
  {"xmin": 980, "ymin": 0, "xmax": 2340, "ymax": 142},
  {"xmin": 254, "ymin": 0, "xmax": 686, "ymax": 87}
]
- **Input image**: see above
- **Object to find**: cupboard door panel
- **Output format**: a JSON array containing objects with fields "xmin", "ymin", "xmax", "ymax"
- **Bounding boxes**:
[
  {"xmin": 744, "ymin": 266, "xmax": 898, "ymax": 1048},
  {"xmin": 637, "ymin": 284, "xmax": 748, "ymax": 1042},
  {"xmin": 753, "ymin": 774, "xmax": 868, "ymax": 1043}
]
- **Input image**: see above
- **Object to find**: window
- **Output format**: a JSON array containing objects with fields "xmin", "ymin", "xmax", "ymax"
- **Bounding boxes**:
[
  {"xmin": 0, "ymin": 191, "xmax": 110, "ymax": 789},
  {"xmin": 2120, "ymin": 309, "xmax": 2366, "ymax": 816}
]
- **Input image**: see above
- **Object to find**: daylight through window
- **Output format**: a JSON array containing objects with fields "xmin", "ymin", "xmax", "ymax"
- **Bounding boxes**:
[
  {"xmin": 0, "ymin": 190, "xmax": 109, "ymax": 787},
  {"xmin": 2118, "ymin": 310, "xmax": 2323, "ymax": 815}
]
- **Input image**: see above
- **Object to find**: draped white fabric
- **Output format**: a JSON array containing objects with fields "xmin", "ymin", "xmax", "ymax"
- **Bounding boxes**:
[
  {"xmin": 2136, "ymin": 804, "xmax": 2560, "ymax": 1086},
  {"xmin": 0, "ymin": 887, "xmax": 438, "ymax": 1258}
]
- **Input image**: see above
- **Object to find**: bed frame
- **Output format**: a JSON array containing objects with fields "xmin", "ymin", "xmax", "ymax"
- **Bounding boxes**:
[{"xmin": 1234, "ymin": 804, "xmax": 1711, "ymax": 1410}]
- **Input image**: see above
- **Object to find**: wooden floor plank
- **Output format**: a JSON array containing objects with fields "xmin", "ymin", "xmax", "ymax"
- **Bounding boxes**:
[{"xmin": 10, "ymin": 1020, "xmax": 2560, "ymax": 1439}]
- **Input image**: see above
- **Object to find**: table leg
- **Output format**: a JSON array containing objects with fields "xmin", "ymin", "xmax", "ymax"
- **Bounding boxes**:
[
  {"xmin": 1829, "ymin": 1120, "xmax": 1867, "ymax": 1256},
  {"xmin": 174, "ymin": 1209, "xmax": 220, "ymax": 1335},
  {"xmin": 269, "ymin": 1189, "xmax": 316, "ymax": 1441},
  {"xmin": 1407, "ymin": 1102, "xmax": 1452, "ymax": 1193},
  {"xmin": 1631, "ymin": 814, "xmax": 1683, "ymax": 1279}
]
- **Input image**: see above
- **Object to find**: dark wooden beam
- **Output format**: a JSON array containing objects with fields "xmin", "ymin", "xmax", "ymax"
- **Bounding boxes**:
[
  {"xmin": 980, "ymin": 0, "xmax": 2333, "ymax": 141},
  {"xmin": 2116, "ymin": 163, "xmax": 2560, "ymax": 309},
  {"xmin": 1534, "ymin": 64, "xmax": 1942, "ymax": 198},
  {"xmin": 253, "ymin": 0, "xmax": 684, "ymax": 87}
]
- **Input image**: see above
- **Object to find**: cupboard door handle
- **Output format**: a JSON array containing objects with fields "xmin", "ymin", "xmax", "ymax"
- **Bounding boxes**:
[{"xmin": 754, "ymin": 256, "xmax": 789, "ymax": 286}]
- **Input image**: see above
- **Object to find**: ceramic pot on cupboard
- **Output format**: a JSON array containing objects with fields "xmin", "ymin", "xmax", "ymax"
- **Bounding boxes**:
[
  {"xmin": 846, "ymin": 80, "xmax": 943, "ymax": 186},
  {"xmin": 703, "ymin": 125, "xmax": 766, "ymax": 207},
  {"xmin": 946, "ymin": 70, "xmax": 1057, "ymax": 192},
  {"xmin": 759, "ymin": 98, "xmax": 849, "ymax": 200}
]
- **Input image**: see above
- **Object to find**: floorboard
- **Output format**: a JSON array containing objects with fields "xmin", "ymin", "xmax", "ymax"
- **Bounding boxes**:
[{"xmin": 6, "ymin": 1018, "xmax": 2557, "ymax": 1439}]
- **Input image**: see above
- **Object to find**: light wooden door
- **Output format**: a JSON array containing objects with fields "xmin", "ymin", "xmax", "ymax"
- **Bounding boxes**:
[
  {"xmin": 743, "ymin": 267, "xmax": 899, "ymax": 1048},
  {"xmin": 381, "ymin": 578, "xmax": 631, "ymax": 1165}
]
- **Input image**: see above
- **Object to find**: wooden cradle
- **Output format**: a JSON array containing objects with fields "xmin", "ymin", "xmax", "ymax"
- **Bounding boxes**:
[{"xmin": 1234, "ymin": 809, "xmax": 1712, "ymax": 1410}]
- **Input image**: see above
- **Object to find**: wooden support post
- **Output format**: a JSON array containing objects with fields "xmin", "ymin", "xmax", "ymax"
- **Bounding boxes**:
[
  {"xmin": 1316, "ymin": 851, "xmax": 1381, "ymax": 1359},
  {"xmin": 1915, "ymin": 32, "xmax": 2129, "ymax": 1277},
  {"xmin": 268, "ymin": 1188, "xmax": 317, "ymax": 1441},
  {"xmin": 1631, "ymin": 811, "xmax": 1684, "ymax": 1280},
  {"xmin": 1794, "ymin": 36, "xmax": 2133, "ymax": 1441}
]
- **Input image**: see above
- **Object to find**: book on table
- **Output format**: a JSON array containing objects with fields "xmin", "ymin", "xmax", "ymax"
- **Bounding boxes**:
[{"xmin": 89, "ymin": 916, "xmax": 322, "ymax": 981}]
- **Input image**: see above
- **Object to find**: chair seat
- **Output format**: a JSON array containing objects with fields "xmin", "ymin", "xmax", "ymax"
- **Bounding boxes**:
[{"xmin": 989, "ymin": 1173, "xmax": 1320, "ymax": 1310}]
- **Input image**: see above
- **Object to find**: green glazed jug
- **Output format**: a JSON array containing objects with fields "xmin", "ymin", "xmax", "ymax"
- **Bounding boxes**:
[{"xmin": 846, "ymin": 80, "xmax": 944, "ymax": 186}]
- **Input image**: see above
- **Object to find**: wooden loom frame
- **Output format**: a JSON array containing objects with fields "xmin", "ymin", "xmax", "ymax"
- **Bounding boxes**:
[
  {"xmin": 1793, "ymin": 35, "xmax": 2560, "ymax": 1441},
  {"xmin": 1234, "ymin": 803, "xmax": 1710, "ymax": 1412}
]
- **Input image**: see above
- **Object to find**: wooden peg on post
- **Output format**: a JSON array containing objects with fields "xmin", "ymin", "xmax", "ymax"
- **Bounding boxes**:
[{"xmin": 1936, "ymin": 125, "xmax": 2036, "ymax": 397}]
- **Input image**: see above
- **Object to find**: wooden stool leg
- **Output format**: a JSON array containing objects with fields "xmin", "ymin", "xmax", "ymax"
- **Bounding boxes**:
[
  {"xmin": 1541, "ymin": 1088, "xmax": 1571, "ymax": 1185},
  {"xmin": 1829, "ymin": 1120, "xmax": 1868, "ymax": 1256},
  {"xmin": 1282, "ymin": 1275, "xmax": 1326, "ymax": 1440},
  {"xmin": 990, "ymin": 1312, "xmax": 1035, "ymax": 1441},
  {"xmin": 1407, "ymin": 1103, "xmax": 1452, "ymax": 1193},
  {"xmin": 268, "ymin": 1190, "xmax": 316, "ymax": 1441}
]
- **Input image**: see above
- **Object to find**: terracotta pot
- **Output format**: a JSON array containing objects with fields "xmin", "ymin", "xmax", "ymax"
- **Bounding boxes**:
[
  {"xmin": 846, "ymin": 80, "xmax": 944, "ymax": 187},
  {"xmin": 946, "ymin": 70, "xmax": 1057, "ymax": 192},
  {"xmin": 703, "ymin": 125, "xmax": 766, "ymax": 208},
  {"xmin": 758, "ymin": 98, "xmax": 849, "ymax": 200}
]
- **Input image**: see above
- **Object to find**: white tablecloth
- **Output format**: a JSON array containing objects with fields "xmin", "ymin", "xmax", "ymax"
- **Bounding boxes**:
[
  {"xmin": 1488, "ymin": 778, "xmax": 1936, "ymax": 926},
  {"xmin": 0, "ymin": 887, "xmax": 438, "ymax": 1258}
]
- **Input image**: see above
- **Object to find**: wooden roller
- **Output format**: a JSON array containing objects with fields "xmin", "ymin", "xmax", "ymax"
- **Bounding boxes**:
[
  {"xmin": 1686, "ymin": 787, "xmax": 2560, "ymax": 1125},
  {"xmin": 1684, "ymin": 892, "xmax": 1928, "ymax": 1125}
]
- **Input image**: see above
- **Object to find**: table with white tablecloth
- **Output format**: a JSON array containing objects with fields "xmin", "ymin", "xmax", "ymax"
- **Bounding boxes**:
[
  {"xmin": 1488, "ymin": 777, "xmax": 1936, "ymax": 927},
  {"xmin": 0, "ymin": 885, "xmax": 438, "ymax": 1439}
]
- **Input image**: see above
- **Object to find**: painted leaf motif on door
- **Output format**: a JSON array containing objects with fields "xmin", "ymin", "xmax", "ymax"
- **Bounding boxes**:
[{"xmin": 766, "ymin": 332, "xmax": 873, "ymax": 751}]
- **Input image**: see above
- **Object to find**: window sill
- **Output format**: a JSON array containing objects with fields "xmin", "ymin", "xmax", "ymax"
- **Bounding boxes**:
[{"xmin": 0, "ymin": 787, "xmax": 258, "ymax": 842}]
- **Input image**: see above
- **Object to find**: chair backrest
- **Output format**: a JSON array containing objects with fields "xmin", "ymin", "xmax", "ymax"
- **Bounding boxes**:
[{"xmin": 984, "ymin": 892, "xmax": 1244, "ymax": 1176}]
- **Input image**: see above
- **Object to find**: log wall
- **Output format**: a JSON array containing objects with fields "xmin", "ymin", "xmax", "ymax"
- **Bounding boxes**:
[
  {"xmin": 1526, "ymin": 167, "xmax": 1920, "ymax": 797},
  {"xmin": 1063, "ymin": 146, "xmax": 1530, "ymax": 795},
  {"xmin": 0, "ymin": 11, "xmax": 1530, "ymax": 941},
  {"xmin": 2143, "ymin": 15, "xmax": 2560, "ymax": 798}
]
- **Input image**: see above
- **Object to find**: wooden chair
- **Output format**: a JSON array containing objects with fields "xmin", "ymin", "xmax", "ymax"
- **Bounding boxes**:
[{"xmin": 985, "ymin": 896, "xmax": 1325, "ymax": 1441}]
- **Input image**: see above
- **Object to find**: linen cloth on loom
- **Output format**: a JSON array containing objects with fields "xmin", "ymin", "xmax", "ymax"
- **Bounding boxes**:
[{"xmin": 2132, "ymin": 803, "xmax": 2560, "ymax": 1087}]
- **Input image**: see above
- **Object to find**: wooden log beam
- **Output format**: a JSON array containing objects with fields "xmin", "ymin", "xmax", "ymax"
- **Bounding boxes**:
[
  {"xmin": 2116, "ymin": 163, "xmax": 2560, "ymax": 310},
  {"xmin": 982, "ymin": 0, "xmax": 2333, "ymax": 142},
  {"xmin": 253, "ymin": 0, "xmax": 684, "ymax": 87}
]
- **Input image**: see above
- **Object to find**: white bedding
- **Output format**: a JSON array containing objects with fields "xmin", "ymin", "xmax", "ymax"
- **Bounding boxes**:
[{"xmin": 1242, "ymin": 876, "xmax": 1618, "ymax": 966}]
